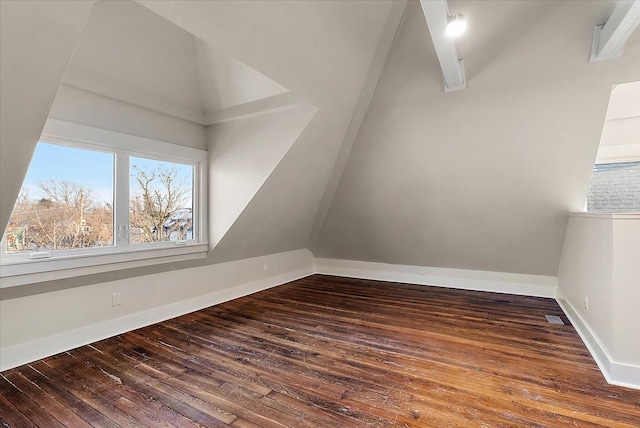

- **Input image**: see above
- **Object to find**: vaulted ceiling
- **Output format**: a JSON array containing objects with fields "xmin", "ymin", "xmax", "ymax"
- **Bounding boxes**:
[
  {"xmin": 597, "ymin": 81, "xmax": 640, "ymax": 163},
  {"xmin": 1, "ymin": 0, "xmax": 638, "ymax": 286},
  {"xmin": 314, "ymin": 0, "xmax": 640, "ymax": 276},
  {"xmin": 63, "ymin": 0, "xmax": 292, "ymax": 124}
]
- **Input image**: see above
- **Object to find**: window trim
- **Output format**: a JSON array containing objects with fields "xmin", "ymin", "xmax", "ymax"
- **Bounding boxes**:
[
  {"xmin": 595, "ymin": 143, "xmax": 640, "ymax": 165},
  {"xmin": 1, "ymin": 119, "xmax": 208, "ymax": 287}
]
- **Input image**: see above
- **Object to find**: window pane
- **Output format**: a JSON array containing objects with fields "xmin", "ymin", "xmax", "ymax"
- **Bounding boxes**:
[
  {"xmin": 4, "ymin": 143, "xmax": 114, "ymax": 253},
  {"xmin": 129, "ymin": 156, "xmax": 194, "ymax": 243},
  {"xmin": 587, "ymin": 162, "xmax": 640, "ymax": 212}
]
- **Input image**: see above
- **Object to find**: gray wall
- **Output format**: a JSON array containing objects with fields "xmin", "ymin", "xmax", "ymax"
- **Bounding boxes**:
[{"xmin": 313, "ymin": 0, "xmax": 640, "ymax": 276}]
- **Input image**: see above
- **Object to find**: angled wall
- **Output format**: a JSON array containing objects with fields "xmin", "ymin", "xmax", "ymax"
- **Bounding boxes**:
[
  {"xmin": 0, "ymin": 0, "xmax": 95, "ymax": 233},
  {"xmin": 558, "ymin": 214, "xmax": 640, "ymax": 388},
  {"xmin": 208, "ymin": 103, "xmax": 318, "ymax": 251},
  {"xmin": 314, "ymin": 0, "xmax": 640, "ymax": 277},
  {"xmin": 140, "ymin": 0, "xmax": 398, "ymax": 265}
]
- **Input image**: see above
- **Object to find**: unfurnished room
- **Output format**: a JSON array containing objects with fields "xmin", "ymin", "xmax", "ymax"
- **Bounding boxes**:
[{"xmin": 0, "ymin": 0, "xmax": 639, "ymax": 426}]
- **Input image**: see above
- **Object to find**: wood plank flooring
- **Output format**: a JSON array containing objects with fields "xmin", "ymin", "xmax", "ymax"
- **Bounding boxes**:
[{"xmin": 1, "ymin": 274, "xmax": 639, "ymax": 427}]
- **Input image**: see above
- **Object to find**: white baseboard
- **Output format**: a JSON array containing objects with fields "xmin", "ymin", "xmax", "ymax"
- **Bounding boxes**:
[
  {"xmin": 5, "ymin": 253, "xmax": 638, "ymax": 390},
  {"xmin": 0, "ymin": 252, "xmax": 314, "ymax": 372},
  {"xmin": 556, "ymin": 292, "xmax": 640, "ymax": 390},
  {"xmin": 314, "ymin": 258, "xmax": 558, "ymax": 298}
]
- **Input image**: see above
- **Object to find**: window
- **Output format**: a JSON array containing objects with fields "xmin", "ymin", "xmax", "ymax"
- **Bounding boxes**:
[
  {"xmin": 587, "ymin": 162, "xmax": 640, "ymax": 213},
  {"xmin": 5, "ymin": 143, "xmax": 114, "ymax": 254},
  {"xmin": 1, "ymin": 120, "xmax": 208, "ymax": 282},
  {"xmin": 129, "ymin": 156, "xmax": 194, "ymax": 244}
]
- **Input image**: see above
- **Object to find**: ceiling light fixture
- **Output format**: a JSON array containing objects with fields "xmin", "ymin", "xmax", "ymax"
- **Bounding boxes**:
[{"xmin": 446, "ymin": 13, "xmax": 467, "ymax": 38}]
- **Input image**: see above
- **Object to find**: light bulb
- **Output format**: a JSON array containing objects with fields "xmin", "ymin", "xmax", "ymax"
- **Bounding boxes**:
[{"xmin": 446, "ymin": 14, "xmax": 467, "ymax": 38}]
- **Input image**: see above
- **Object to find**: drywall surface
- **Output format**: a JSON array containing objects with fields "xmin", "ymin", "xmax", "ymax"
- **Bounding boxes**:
[
  {"xmin": 596, "ymin": 81, "xmax": 640, "ymax": 163},
  {"xmin": 137, "ymin": 0, "xmax": 396, "ymax": 266},
  {"xmin": 558, "ymin": 213, "xmax": 640, "ymax": 388},
  {"xmin": 207, "ymin": 103, "xmax": 318, "ymax": 250},
  {"xmin": 612, "ymin": 218, "xmax": 640, "ymax": 366},
  {"xmin": 558, "ymin": 215, "xmax": 614, "ymax": 353},
  {"xmin": 0, "ymin": 249, "xmax": 314, "ymax": 371},
  {"xmin": 69, "ymin": 0, "xmax": 204, "ymax": 113},
  {"xmin": 50, "ymin": 85, "xmax": 207, "ymax": 150},
  {"xmin": 195, "ymin": 38, "xmax": 289, "ymax": 113},
  {"xmin": 314, "ymin": 1, "xmax": 640, "ymax": 276},
  {"xmin": 309, "ymin": 0, "xmax": 408, "ymax": 247},
  {"xmin": 0, "ymin": 0, "xmax": 95, "ymax": 234}
]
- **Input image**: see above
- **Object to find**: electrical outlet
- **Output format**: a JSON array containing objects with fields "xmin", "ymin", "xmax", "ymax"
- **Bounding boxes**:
[
  {"xmin": 263, "ymin": 262, "xmax": 269, "ymax": 272},
  {"xmin": 112, "ymin": 292, "xmax": 122, "ymax": 307},
  {"xmin": 584, "ymin": 296, "xmax": 589, "ymax": 311}
]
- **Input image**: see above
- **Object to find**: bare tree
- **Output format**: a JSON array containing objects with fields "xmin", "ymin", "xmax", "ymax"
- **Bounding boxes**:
[
  {"xmin": 5, "ymin": 189, "xmax": 34, "ymax": 251},
  {"xmin": 38, "ymin": 180, "xmax": 96, "ymax": 210},
  {"xmin": 129, "ymin": 164, "xmax": 191, "ymax": 243},
  {"xmin": 5, "ymin": 182, "xmax": 113, "ymax": 253},
  {"xmin": 4, "ymin": 165, "xmax": 190, "ymax": 253}
]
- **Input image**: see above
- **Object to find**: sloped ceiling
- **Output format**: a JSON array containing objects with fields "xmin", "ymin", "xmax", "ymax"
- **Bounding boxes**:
[
  {"xmin": 137, "ymin": 0, "xmax": 394, "ymax": 113},
  {"xmin": 313, "ymin": 0, "xmax": 640, "ymax": 276},
  {"xmin": 0, "ymin": 0, "xmax": 95, "ymax": 236},
  {"xmin": 597, "ymin": 81, "xmax": 640, "ymax": 163},
  {"xmin": 68, "ymin": 0, "xmax": 204, "ymax": 113},
  {"xmin": 61, "ymin": 0, "xmax": 296, "ymax": 125},
  {"xmin": 195, "ymin": 39, "xmax": 289, "ymax": 113},
  {"xmin": 137, "ymin": 0, "xmax": 397, "ymax": 263}
]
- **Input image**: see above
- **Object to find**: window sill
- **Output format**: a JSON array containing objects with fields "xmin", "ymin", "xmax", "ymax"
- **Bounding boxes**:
[
  {"xmin": 0, "ymin": 243, "xmax": 209, "ymax": 288},
  {"xmin": 569, "ymin": 212, "xmax": 640, "ymax": 219}
]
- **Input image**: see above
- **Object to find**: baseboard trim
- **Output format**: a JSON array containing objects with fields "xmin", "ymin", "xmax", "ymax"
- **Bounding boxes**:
[
  {"xmin": 5, "ymin": 254, "xmax": 637, "ymax": 390},
  {"xmin": 314, "ymin": 258, "xmax": 558, "ymax": 298},
  {"xmin": 556, "ymin": 292, "xmax": 640, "ymax": 390},
  {"xmin": 0, "ymin": 267, "xmax": 312, "ymax": 372}
]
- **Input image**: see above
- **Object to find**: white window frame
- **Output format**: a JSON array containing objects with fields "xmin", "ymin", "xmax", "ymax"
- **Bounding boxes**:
[{"xmin": 0, "ymin": 119, "xmax": 208, "ymax": 287}]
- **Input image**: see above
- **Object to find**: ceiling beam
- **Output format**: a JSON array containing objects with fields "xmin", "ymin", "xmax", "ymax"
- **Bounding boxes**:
[
  {"xmin": 419, "ymin": 0, "xmax": 466, "ymax": 92},
  {"xmin": 590, "ymin": 0, "xmax": 640, "ymax": 62}
]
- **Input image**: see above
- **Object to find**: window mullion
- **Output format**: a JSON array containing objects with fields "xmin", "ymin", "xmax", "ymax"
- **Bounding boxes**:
[
  {"xmin": 114, "ymin": 151, "xmax": 130, "ymax": 248},
  {"xmin": 192, "ymin": 164, "xmax": 199, "ymax": 242}
]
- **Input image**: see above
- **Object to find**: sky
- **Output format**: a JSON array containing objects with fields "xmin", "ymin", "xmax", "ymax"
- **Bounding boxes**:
[
  {"xmin": 23, "ymin": 143, "xmax": 114, "ymax": 202},
  {"xmin": 21, "ymin": 143, "xmax": 193, "ymax": 207}
]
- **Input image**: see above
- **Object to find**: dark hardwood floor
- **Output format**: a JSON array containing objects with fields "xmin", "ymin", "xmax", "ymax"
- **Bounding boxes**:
[{"xmin": 1, "ymin": 274, "xmax": 639, "ymax": 427}]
